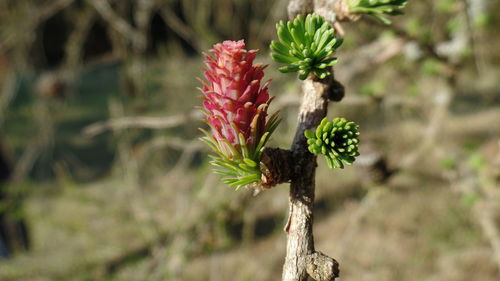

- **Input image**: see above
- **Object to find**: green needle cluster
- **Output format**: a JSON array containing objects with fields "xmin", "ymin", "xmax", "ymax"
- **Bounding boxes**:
[
  {"xmin": 208, "ymin": 153, "xmax": 262, "ymax": 189},
  {"xmin": 200, "ymin": 112, "xmax": 280, "ymax": 190},
  {"xmin": 270, "ymin": 13, "xmax": 343, "ymax": 80},
  {"xmin": 304, "ymin": 117, "xmax": 360, "ymax": 169},
  {"xmin": 348, "ymin": 0, "xmax": 407, "ymax": 24}
]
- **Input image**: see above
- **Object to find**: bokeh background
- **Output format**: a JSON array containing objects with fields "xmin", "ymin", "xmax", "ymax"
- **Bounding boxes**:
[{"xmin": 0, "ymin": 0, "xmax": 499, "ymax": 280}]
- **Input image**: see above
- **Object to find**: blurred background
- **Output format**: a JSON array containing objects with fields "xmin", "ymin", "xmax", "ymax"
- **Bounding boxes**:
[{"xmin": 0, "ymin": 0, "xmax": 499, "ymax": 280}]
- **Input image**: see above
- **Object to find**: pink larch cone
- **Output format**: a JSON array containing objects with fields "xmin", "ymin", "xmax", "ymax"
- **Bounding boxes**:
[{"xmin": 198, "ymin": 40, "xmax": 280, "ymax": 188}]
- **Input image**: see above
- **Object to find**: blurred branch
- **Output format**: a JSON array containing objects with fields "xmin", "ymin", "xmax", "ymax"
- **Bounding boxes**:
[
  {"xmin": 165, "ymin": 140, "xmax": 202, "ymax": 176},
  {"xmin": 135, "ymin": 136, "xmax": 204, "ymax": 169},
  {"xmin": 81, "ymin": 91, "xmax": 310, "ymax": 139},
  {"xmin": 397, "ymin": 3, "xmax": 476, "ymax": 171},
  {"xmin": 87, "ymin": 0, "xmax": 144, "ymax": 49},
  {"xmin": 82, "ymin": 91, "xmax": 300, "ymax": 138},
  {"xmin": 475, "ymin": 201, "xmax": 500, "ymax": 271},
  {"xmin": 81, "ymin": 89, "xmax": 313, "ymax": 138},
  {"xmin": 336, "ymin": 187, "xmax": 387, "ymax": 259},
  {"xmin": 446, "ymin": 108, "xmax": 500, "ymax": 137},
  {"xmin": 34, "ymin": 0, "xmax": 75, "ymax": 26},
  {"xmin": 0, "ymin": 0, "xmax": 74, "ymax": 61},
  {"xmin": 81, "ymin": 110, "xmax": 203, "ymax": 137},
  {"xmin": 62, "ymin": 7, "xmax": 97, "ymax": 71},
  {"xmin": 89, "ymin": 0, "xmax": 156, "ymax": 96},
  {"xmin": 400, "ymin": 79, "xmax": 453, "ymax": 169},
  {"xmin": 135, "ymin": 0, "xmax": 156, "ymax": 34},
  {"xmin": 386, "ymin": 24, "xmax": 450, "ymax": 64},
  {"xmin": 464, "ymin": 0, "xmax": 489, "ymax": 74},
  {"xmin": 383, "ymin": 108, "xmax": 500, "ymax": 144},
  {"xmin": 11, "ymin": 102, "xmax": 55, "ymax": 183},
  {"xmin": 337, "ymin": 35, "xmax": 405, "ymax": 82},
  {"xmin": 180, "ymin": 0, "xmax": 218, "ymax": 45},
  {"xmin": 159, "ymin": 6, "xmax": 202, "ymax": 52},
  {"xmin": 10, "ymin": 143, "xmax": 42, "ymax": 183},
  {"xmin": 0, "ymin": 71, "xmax": 20, "ymax": 128},
  {"xmin": 395, "ymin": 105, "xmax": 499, "ymax": 173},
  {"xmin": 140, "ymin": 136, "xmax": 204, "ymax": 153},
  {"xmin": 449, "ymin": 140, "xmax": 500, "ymax": 273},
  {"xmin": 256, "ymin": 0, "xmax": 289, "ymax": 43}
]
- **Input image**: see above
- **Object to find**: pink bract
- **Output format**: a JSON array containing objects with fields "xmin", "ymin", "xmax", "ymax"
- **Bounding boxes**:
[{"xmin": 200, "ymin": 40, "xmax": 272, "ymax": 158}]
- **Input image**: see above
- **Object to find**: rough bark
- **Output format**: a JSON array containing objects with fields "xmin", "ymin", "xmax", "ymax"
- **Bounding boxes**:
[
  {"xmin": 281, "ymin": 1, "xmax": 349, "ymax": 280},
  {"xmin": 306, "ymin": 251, "xmax": 340, "ymax": 281},
  {"xmin": 261, "ymin": 147, "xmax": 294, "ymax": 189},
  {"xmin": 282, "ymin": 75, "xmax": 334, "ymax": 281}
]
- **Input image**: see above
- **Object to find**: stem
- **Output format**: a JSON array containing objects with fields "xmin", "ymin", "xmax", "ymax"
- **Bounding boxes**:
[
  {"xmin": 280, "ymin": 1, "xmax": 353, "ymax": 279},
  {"xmin": 282, "ymin": 76, "xmax": 334, "ymax": 281}
]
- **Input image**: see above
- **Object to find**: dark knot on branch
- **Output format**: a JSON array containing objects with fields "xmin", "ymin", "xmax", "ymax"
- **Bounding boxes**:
[
  {"xmin": 328, "ymin": 78, "xmax": 345, "ymax": 102},
  {"xmin": 306, "ymin": 251, "xmax": 340, "ymax": 281},
  {"xmin": 260, "ymin": 147, "xmax": 294, "ymax": 189}
]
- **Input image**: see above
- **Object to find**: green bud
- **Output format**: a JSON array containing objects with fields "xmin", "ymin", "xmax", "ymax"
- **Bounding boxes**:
[
  {"xmin": 348, "ymin": 0, "xmax": 407, "ymax": 24},
  {"xmin": 303, "ymin": 117, "xmax": 361, "ymax": 169},
  {"xmin": 270, "ymin": 13, "xmax": 343, "ymax": 80}
]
